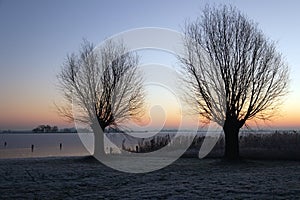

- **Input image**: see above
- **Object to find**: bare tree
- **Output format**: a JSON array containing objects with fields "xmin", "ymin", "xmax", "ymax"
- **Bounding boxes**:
[
  {"xmin": 179, "ymin": 5, "xmax": 289, "ymax": 160},
  {"xmin": 57, "ymin": 39, "xmax": 145, "ymax": 157}
]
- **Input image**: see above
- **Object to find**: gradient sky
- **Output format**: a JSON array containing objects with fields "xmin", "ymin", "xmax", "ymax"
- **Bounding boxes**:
[{"xmin": 0, "ymin": 0, "xmax": 299, "ymax": 130}]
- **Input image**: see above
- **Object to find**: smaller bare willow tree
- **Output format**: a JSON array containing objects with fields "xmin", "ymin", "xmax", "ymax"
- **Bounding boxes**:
[
  {"xmin": 179, "ymin": 5, "xmax": 289, "ymax": 160},
  {"xmin": 57, "ymin": 40, "xmax": 145, "ymax": 157}
]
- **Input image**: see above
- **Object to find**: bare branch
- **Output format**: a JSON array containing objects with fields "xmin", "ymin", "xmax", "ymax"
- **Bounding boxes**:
[
  {"xmin": 57, "ymin": 39, "xmax": 145, "ymax": 131},
  {"xmin": 179, "ymin": 5, "xmax": 289, "ymax": 128}
]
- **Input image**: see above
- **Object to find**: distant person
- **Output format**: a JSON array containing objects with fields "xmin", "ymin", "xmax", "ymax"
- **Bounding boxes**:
[
  {"xmin": 4, "ymin": 141, "xmax": 7, "ymax": 148},
  {"xmin": 31, "ymin": 144, "xmax": 34, "ymax": 152},
  {"xmin": 60, "ymin": 143, "xmax": 62, "ymax": 150},
  {"xmin": 136, "ymin": 145, "xmax": 139, "ymax": 153}
]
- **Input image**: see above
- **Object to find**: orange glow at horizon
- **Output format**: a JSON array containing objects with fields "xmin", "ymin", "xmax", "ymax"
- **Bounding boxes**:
[
  {"xmin": 0, "ymin": 90, "xmax": 72, "ymax": 129},
  {"xmin": 1, "ymin": 97, "xmax": 299, "ymax": 130},
  {"xmin": 1, "ymin": 104, "xmax": 299, "ymax": 130},
  {"xmin": 0, "ymin": 86, "xmax": 299, "ymax": 130}
]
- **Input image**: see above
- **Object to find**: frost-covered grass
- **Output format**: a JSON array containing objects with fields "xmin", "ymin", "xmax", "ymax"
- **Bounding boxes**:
[{"xmin": 0, "ymin": 156, "xmax": 300, "ymax": 199}]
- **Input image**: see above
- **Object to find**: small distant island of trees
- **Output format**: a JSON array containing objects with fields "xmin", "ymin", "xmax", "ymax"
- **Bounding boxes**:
[
  {"xmin": 0, "ymin": 125, "xmax": 77, "ymax": 133},
  {"xmin": 0, "ymin": 125, "xmax": 127, "ymax": 134},
  {"xmin": 32, "ymin": 125, "xmax": 59, "ymax": 133},
  {"xmin": 32, "ymin": 125, "xmax": 78, "ymax": 133}
]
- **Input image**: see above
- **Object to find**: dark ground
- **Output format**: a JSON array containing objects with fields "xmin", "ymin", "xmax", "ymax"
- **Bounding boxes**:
[{"xmin": 0, "ymin": 156, "xmax": 300, "ymax": 199}]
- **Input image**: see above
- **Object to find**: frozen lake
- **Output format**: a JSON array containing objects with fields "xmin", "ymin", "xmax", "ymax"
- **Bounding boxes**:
[
  {"xmin": 0, "ymin": 133, "xmax": 90, "ymax": 158},
  {"xmin": 0, "ymin": 131, "xmax": 192, "ymax": 158},
  {"xmin": 1, "ymin": 130, "xmax": 300, "ymax": 160}
]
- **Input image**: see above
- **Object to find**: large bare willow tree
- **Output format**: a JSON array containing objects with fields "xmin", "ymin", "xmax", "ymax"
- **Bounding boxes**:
[
  {"xmin": 179, "ymin": 5, "xmax": 289, "ymax": 160},
  {"xmin": 57, "ymin": 40, "xmax": 144, "ymax": 156}
]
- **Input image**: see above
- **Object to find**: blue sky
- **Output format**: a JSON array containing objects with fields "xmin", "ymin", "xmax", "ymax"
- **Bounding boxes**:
[{"xmin": 0, "ymin": 0, "xmax": 299, "ymax": 129}]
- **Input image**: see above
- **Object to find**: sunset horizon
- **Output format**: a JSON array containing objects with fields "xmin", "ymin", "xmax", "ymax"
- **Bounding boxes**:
[
  {"xmin": 1, "ymin": 1, "xmax": 300, "ymax": 199},
  {"xmin": 1, "ymin": 1, "xmax": 299, "ymax": 131}
]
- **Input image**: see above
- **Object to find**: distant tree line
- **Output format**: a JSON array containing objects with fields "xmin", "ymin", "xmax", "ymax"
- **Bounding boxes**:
[
  {"xmin": 32, "ymin": 125, "xmax": 59, "ymax": 133},
  {"xmin": 32, "ymin": 125, "xmax": 78, "ymax": 133}
]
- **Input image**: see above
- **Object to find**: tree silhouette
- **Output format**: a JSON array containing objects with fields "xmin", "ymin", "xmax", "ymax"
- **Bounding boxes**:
[
  {"xmin": 57, "ymin": 40, "xmax": 145, "ymax": 157},
  {"xmin": 179, "ymin": 5, "xmax": 289, "ymax": 160}
]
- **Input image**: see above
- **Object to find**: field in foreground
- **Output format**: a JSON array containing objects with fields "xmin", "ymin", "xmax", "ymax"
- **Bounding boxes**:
[{"xmin": 0, "ymin": 156, "xmax": 300, "ymax": 199}]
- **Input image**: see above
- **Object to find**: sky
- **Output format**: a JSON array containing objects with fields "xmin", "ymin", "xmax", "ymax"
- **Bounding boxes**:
[{"xmin": 0, "ymin": 0, "xmax": 299, "ymax": 130}]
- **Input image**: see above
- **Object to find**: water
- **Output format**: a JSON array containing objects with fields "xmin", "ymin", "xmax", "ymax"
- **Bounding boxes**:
[
  {"xmin": 1, "ymin": 130, "xmax": 300, "ymax": 159},
  {"xmin": 0, "ymin": 132, "xmax": 187, "ymax": 158},
  {"xmin": 0, "ymin": 133, "xmax": 89, "ymax": 158}
]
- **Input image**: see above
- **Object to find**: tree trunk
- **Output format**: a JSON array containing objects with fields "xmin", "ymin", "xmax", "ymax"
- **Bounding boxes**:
[
  {"xmin": 223, "ymin": 119, "xmax": 240, "ymax": 160},
  {"xmin": 91, "ymin": 124, "xmax": 106, "ymax": 159}
]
